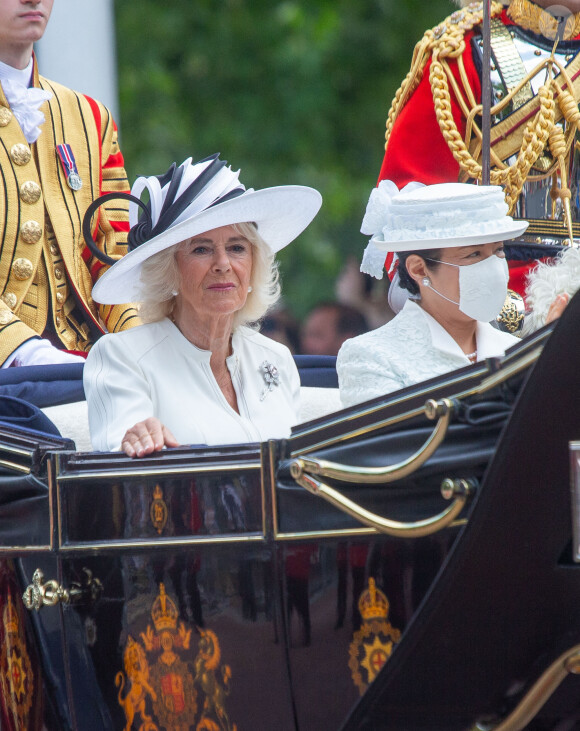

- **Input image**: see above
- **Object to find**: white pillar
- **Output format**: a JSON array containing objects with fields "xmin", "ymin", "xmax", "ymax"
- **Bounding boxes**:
[{"xmin": 35, "ymin": 0, "xmax": 119, "ymax": 123}]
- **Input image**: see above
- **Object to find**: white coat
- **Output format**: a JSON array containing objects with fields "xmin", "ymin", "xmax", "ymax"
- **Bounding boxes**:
[
  {"xmin": 84, "ymin": 319, "xmax": 300, "ymax": 450},
  {"xmin": 337, "ymin": 300, "xmax": 518, "ymax": 407}
]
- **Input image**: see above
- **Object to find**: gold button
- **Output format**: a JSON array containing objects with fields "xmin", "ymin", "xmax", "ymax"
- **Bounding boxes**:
[
  {"xmin": 55, "ymin": 315, "xmax": 61, "ymax": 326},
  {"xmin": 20, "ymin": 181, "xmax": 41, "ymax": 204},
  {"xmin": 0, "ymin": 310, "xmax": 13, "ymax": 325},
  {"xmin": 1, "ymin": 293, "xmax": 17, "ymax": 310},
  {"xmin": 11, "ymin": 144, "xmax": 31, "ymax": 166},
  {"xmin": 56, "ymin": 291, "xmax": 64, "ymax": 304},
  {"xmin": 0, "ymin": 107, "xmax": 12, "ymax": 127},
  {"xmin": 20, "ymin": 220, "xmax": 42, "ymax": 244},
  {"xmin": 12, "ymin": 258, "xmax": 33, "ymax": 281},
  {"xmin": 50, "ymin": 243, "xmax": 59, "ymax": 256},
  {"xmin": 54, "ymin": 266, "xmax": 63, "ymax": 280}
]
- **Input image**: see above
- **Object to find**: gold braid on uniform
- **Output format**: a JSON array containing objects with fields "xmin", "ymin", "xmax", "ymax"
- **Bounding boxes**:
[
  {"xmin": 384, "ymin": 1, "xmax": 580, "ymax": 218},
  {"xmin": 507, "ymin": 0, "xmax": 580, "ymax": 41}
]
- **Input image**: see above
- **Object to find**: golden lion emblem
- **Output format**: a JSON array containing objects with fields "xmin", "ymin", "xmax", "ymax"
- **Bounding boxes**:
[
  {"xmin": 115, "ymin": 635, "xmax": 158, "ymax": 731},
  {"xmin": 193, "ymin": 629, "xmax": 236, "ymax": 731}
]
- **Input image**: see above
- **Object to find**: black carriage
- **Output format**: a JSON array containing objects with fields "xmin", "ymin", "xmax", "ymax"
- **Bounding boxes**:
[{"xmin": 0, "ymin": 292, "xmax": 579, "ymax": 730}]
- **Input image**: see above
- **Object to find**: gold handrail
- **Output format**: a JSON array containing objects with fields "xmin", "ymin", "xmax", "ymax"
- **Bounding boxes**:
[
  {"xmin": 289, "ymin": 398, "xmax": 454, "ymax": 486},
  {"xmin": 289, "ymin": 471, "xmax": 473, "ymax": 537},
  {"xmin": 470, "ymin": 644, "xmax": 580, "ymax": 730}
]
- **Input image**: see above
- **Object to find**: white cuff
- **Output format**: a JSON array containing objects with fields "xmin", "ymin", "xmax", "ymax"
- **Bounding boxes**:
[{"xmin": 5, "ymin": 338, "xmax": 85, "ymax": 367}]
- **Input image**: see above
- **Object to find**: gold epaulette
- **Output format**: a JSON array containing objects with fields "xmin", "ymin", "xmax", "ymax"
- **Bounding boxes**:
[{"xmin": 385, "ymin": 2, "xmax": 504, "ymax": 150}]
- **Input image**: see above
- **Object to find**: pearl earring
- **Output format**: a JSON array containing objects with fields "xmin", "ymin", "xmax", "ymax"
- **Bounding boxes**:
[
  {"xmin": 248, "ymin": 286, "xmax": 253, "ymax": 293},
  {"xmin": 422, "ymin": 277, "xmax": 431, "ymax": 287}
]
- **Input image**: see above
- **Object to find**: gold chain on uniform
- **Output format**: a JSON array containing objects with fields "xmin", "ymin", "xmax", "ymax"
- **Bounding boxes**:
[
  {"xmin": 507, "ymin": 0, "xmax": 580, "ymax": 41},
  {"xmin": 383, "ymin": 0, "xmax": 580, "ymax": 223}
]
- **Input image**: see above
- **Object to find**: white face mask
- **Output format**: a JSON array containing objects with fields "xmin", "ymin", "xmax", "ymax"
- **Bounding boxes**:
[{"xmin": 424, "ymin": 254, "xmax": 509, "ymax": 322}]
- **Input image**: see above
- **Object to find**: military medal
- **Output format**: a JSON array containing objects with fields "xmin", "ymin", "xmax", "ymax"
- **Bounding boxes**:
[{"xmin": 56, "ymin": 143, "xmax": 83, "ymax": 190}]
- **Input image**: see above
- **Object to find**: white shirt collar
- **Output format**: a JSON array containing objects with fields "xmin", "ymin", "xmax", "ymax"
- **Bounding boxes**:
[
  {"xmin": 474, "ymin": 319, "xmax": 516, "ymax": 359},
  {"xmin": 404, "ymin": 300, "xmax": 510, "ymax": 361},
  {"xmin": 413, "ymin": 302, "xmax": 468, "ymax": 360},
  {"xmin": 0, "ymin": 58, "xmax": 52, "ymax": 143},
  {"xmin": 0, "ymin": 58, "xmax": 33, "ymax": 89}
]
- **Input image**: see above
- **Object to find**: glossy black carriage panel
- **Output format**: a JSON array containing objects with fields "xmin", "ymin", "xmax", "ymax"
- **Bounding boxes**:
[
  {"xmin": 0, "ymin": 430, "xmax": 75, "ymax": 728},
  {"xmin": 60, "ymin": 543, "xmax": 295, "ymax": 731},
  {"xmin": 48, "ymin": 443, "xmax": 296, "ymax": 730},
  {"xmin": 55, "ymin": 445, "xmax": 264, "ymax": 549},
  {"xmin": 279, "ymin": 533, "xmax": 459, "ymax": 731},
  {"xmin": 0, "ymin": 559, "xmax": 50, "ymax": 729},
  {"xmin": 59, "ymin": 470, "xmax": 263, "ymax": 546}
]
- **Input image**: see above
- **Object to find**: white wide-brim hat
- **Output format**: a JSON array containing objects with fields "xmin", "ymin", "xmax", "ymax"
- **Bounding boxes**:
[
  {"xmin": 360, "ymin": 181, "xmax": 528, "ymax": 279},
  {"xmin": 87, "ymin": 155, "xmax": 322, "ymax": 305}
]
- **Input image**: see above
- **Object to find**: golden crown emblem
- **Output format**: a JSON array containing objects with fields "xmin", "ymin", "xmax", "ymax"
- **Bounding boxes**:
[
  {"xmin": 358, "ymin": 578, "xmax": 389, "ymax": 621},
  {"xmin": 151, "ymin": 583, "xmax": 178, "ymax": 632},
  {"xmin": 3, "ymin": 594, "xmax": 19, "ymax": 636}
]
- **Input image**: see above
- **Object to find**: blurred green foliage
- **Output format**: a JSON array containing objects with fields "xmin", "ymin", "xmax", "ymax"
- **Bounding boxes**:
[{"xmin": 115, "ymin": 0, "xmax": 456, "ymax": 319}]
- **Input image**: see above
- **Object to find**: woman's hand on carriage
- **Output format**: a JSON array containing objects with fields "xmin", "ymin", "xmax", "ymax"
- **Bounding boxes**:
[{"xmin": 121, "ymin": 417, "xmax": 180, "ymax": 458}]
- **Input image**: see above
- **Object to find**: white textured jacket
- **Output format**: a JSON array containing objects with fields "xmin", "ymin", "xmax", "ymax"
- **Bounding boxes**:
[
  {"xmin": 337, "ymin": 300, "xmax": 518, "ymax": 408},
  {"xmin": 84, "ymin": 319, "xmax": 300, "ymax": 451}
]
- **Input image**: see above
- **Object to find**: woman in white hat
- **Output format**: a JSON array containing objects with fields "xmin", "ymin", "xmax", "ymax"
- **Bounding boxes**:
[
  {"xmin": 337, "ymin": 181, "xmax": 528, "ymax": 408},
  {"xmin": 82, "ymin": 154, "xmax": 321, "ymax": 456}
]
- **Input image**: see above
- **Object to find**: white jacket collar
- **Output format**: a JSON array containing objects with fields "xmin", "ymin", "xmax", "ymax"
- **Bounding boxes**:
[{"xmin": 404, "ymin": 300, "xmax": 515, "ymax": 362}]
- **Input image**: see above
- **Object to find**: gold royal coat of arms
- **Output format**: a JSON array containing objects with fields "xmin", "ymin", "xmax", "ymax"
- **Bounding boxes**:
[{"xmin": 116, "ymin": 583, "xmax": 236, "ymax": 731}]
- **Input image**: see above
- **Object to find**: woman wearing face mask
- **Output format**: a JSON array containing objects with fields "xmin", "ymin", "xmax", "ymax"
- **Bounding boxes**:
[{"xmin": 337, "ymin": 182, "xmax": 529, "ymax": 408}]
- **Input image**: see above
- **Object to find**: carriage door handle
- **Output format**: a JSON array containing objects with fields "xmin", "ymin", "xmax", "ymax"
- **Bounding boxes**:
[{"xmin": 23, "ymin": 568, "xmax": 102, "ymax": 611}]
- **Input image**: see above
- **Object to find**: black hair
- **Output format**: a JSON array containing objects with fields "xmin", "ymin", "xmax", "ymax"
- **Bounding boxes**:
[{"xmin": 396, "ymin": 248, "xmax": 443, "ymax": 296}]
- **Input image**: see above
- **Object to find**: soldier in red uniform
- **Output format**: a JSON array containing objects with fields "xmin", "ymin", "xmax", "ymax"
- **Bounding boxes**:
[{"xmin": 376, "ymin": 0, "xmax": 580, "ymax": 316}]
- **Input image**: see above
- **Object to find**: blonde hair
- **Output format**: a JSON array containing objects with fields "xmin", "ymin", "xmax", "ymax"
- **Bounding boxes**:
[{"xmin": 137, "ymin": 222, "xmax": 280, "ymax": 328}]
